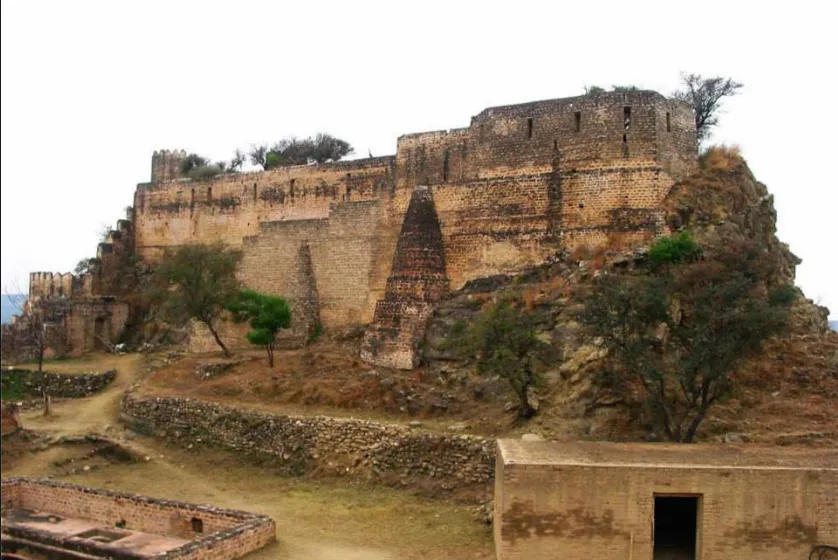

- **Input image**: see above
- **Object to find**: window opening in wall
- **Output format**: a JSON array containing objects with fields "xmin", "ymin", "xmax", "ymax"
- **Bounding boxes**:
[
  {"xmin": 526, "ymin": 118, "xmax": 534, "ymax": 139},
  {"xmin": 191, "ymin": 517, "xmax": 204, "ymax": 534},
  {"xmin": 253, "ymin": 184, "xmax": 257, "ymax": 201},
  {"xmin": 207, "ymin": 187, "xmax": 212, "ymax": 202},
  {"xmin": 290, "ymin": 179, "xmax": 296, "ymax": 199},
  {"xmin": 553, "ymin": 139, "xmax": 558, "ymax": 152},
  {"xmin": 115, "ymin": 519, "xmax": 126, "ymax": 529},
  {"xmin": 666, "ymin": 112, "xmax": 672, "ymax": 132},
  {"xmin": 624, "ymin": 106, "xmax": 632, "ymax": 129},
  {"xmin": 443, "ymin": 150, "xmax": 450, "ymax": 182},
  {"xmin": 574, "ymin": 111, "xmax": 581, "ymax": 132},
  {"xmin": 653, "ymin": 496, "xmax": 699, "ymax": 560},
  {"xmin": 191, "ymin": 188, "xmax": 196, "ymax": 209}
]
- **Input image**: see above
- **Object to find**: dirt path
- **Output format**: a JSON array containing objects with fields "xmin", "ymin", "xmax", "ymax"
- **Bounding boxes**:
[
  {"xmin": 6, "ymin": 353, "xmax": 494, "ymax": 559},
  {"xmin": 19, "ymin": 353, "xmax": 145, "ymax": 437}
]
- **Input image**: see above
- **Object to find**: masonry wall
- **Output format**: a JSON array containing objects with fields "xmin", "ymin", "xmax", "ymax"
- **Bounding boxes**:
[
  {"xmin": 133, "ymin": 157, "xmax": 396, "ymax": 260},
  {"xmin": 1, "ymin": 478, "xmax": 276, "ymax": 559},
  {"xmin": 120, "ymin": 393, "xmax": 495, "ymax": 499},
  {"xmin": 494, "ymin": 459, "xmax": 838, "ymax": 560},
  {"xmin": 132, "ymin": 91, "xmax": 696, "ymax": 359}
]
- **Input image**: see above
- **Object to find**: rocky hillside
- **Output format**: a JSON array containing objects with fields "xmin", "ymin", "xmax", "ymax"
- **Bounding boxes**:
[{"xmin": 422, "ymin": 147, "xmax": 838, "ymax": 445}]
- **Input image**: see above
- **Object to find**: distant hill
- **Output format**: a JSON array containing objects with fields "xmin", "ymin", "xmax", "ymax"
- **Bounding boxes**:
[
  {"xmin": 831, "ymin": 320, "xmax": 838, "ymax": 332},
  {"xmin": 1, "ymin": 294, "xmax": 25, "ymax": 324}
]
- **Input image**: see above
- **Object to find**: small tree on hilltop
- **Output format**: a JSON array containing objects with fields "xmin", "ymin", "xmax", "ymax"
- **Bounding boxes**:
[
  {"xmin": 311, "ymin": 133, "xmax": 354, "ymax": 164},
  {"xmin": 446, "ymin": 299, "xmax": 553, "ymax": 418},
  {"xmin": 230, "ymin": 148, "xmax": 246, "ymax": 172},
  {"xmin": 248, "ymin": 145, "xmax": 268, "ymax": 170},
  {"xmin": 578, "ymin": 234, "xmax": 792, "ymax": 442},
  {"xmin": 227, "ymin": 290, "xmax": 291, "ymax": 367},
  {"xmin": 673, "ymin": 73, "xmax": 743, "ymax": 144},
  {"xmin": 149, "ymin": 242, "xmax": 241, "ymax": 357}
]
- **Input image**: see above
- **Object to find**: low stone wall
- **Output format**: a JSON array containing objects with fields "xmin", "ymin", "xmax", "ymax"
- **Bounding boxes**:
[
  {"xmin": 1, "ymin": 477, "xmax": 275, "ymax": 559},
  {"xmin": 121, "ymin": 393, "xmax": 495, "ymax": 498},
  {"xmin": 0, "ymin": 369, "xmax": 116, "ymax": 400}
]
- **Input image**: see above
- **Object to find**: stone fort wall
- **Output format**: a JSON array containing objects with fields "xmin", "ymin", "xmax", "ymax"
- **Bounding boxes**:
[{"xmin": 27, "ymin": 90, "xmax": 695, "ymax": 361}]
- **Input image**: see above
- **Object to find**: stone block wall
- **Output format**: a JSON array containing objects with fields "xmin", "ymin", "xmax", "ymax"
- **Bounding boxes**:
[
  {"xmin": 49, "ymin": 90, "xmax": 698, "ymax": 360},
  {"xmin": 494, "ymin": 442, "xmax": 838, "ymax": 560},
  {"xmin": 1, "ymin": 477, "xmax": 275, "ymax": 559},
  {"xmin": 133, "ymin": 156, "xmax": 397, "ymax": 261},
  {"xmin": 121, "ymin": 393, "xmax": 495, "ymax": 497}
]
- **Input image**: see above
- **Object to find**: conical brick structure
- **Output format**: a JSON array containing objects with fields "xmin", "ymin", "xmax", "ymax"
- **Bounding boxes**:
[{"xmin": 361, "ymin": 186, "xmax": 449, "ymax": 369}]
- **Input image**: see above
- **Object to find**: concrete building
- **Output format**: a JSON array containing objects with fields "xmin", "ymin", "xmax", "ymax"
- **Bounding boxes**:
[{"xmin": 494, "ymin": 441, "xmax": 838, "ymax": 560}]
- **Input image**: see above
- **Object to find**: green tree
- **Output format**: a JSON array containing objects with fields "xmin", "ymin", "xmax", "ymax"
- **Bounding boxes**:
[
  {"xmin": 578, "ymin": 240, "xmax": 792, "ymax": 442},
  {"xmin": 647, "ymin": 231, "xmax": 702, "ymax": 268},
  {"xmin": 227, "ymin": 290, "xmax": 291, "ymax": 367},
  {"xmin": 149, "ymin": 242, "xmax": 241, "ymax": 357},
  {"xmin": 446, "ymin": 299, "xmax": 553, "ymax": 418}
]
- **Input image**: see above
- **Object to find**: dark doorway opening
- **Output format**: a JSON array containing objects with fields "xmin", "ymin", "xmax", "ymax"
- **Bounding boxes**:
[
  {"xmin": 94, "ymin": 318, "xmax": 107, "ymax": 350},
  {"xmin": 653, "ymin": 496, "xmax": 698, "ymax": 560}
]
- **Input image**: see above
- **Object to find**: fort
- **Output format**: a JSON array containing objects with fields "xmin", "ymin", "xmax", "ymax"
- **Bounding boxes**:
[{"xmin": 10, "ymin": 89, "xmax": 697, "ymax": 367}]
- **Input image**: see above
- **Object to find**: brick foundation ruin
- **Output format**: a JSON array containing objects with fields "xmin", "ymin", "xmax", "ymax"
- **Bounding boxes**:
[{"xmin": 0, "ymin": 478, "xmax": 275, "ymax": 559}]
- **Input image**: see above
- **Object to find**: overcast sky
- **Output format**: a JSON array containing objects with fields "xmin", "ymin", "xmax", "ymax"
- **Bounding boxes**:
[{"xmin": 2, "ymin": 0, "xmax": 835, "ymax": 317}]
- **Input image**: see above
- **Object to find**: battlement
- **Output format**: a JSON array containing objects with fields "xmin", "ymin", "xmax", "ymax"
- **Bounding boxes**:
[
  {"xmin": 21, "ymin": 89, "xmax": 700, "ymax": 363},
  {"xmin": 29, "ymin": 271, "xmax": 94, "ymax": 300}
]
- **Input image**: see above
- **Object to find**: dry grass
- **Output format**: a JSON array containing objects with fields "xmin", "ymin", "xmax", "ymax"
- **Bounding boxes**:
[
  {"xmin": 4, "ymin": 436, "xmax": 494, "ymax": 560},
  {"xmin": 699, "ymin": 144, "xmax": 744, "ymax": 171}
]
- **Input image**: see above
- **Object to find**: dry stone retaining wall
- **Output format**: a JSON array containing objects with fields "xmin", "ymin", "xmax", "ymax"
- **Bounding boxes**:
[
  {"xmin": 1, "ymin": 369, "xmax": 116, "ymax": 400},
  {"xmin": 121, "ymin": 393, "xmax": 495, "ymax": 495}
]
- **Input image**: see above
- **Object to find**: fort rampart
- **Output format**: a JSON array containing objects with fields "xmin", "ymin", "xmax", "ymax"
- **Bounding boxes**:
[
  {"xmin": 11, "ymin": 90, "xmax": 698, "ymax": 366},
  {"xmin": 135, "ymin": 91, "xmax": 697, "ymax": 365}
]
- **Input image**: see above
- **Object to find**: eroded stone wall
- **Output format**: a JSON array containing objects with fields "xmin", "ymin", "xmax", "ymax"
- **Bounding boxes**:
[
  {"xmin": 0, "ymin": 369, "xmax": 116, "ymax": 400},
  {"xmin": 121, "ymin": 393, "xmax": 495, "ymax": 498},
  {"xmin": 130, "ymin": 91, "xmax": 697, "ymax": 359}
]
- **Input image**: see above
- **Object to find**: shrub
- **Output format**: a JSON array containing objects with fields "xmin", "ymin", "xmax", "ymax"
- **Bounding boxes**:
[
  {"xmin": 699, "ymin": 145, "xmax": 744, "ymax": 171},
  {"xmin": 648, "ymin": 231, "xmax": 702, "ymax": 268},
  {"xmin": 187, "ymin": 165, "xmax": 224, "ymax": 180}
]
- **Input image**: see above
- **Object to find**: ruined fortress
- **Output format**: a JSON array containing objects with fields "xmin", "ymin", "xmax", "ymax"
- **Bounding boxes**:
[{"xmin": 14, "ymin": 90, "xmax": 697, "ymax": 368}]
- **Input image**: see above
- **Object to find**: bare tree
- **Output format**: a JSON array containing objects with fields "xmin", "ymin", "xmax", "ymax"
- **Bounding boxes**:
[
  {"xmin": 248, "ymin": 145, "xmax": 268, "ymax": 169},
  {"xmin": 3, "ymin": 285, "xmax": 67, "ymax": 416},
  {"xmin": 673, "ymin": 73, "xmax": 743, "ymax": 144},
  {"xmin": 230, "ymin": 148, "xmax": 246, "ymax": 171}
]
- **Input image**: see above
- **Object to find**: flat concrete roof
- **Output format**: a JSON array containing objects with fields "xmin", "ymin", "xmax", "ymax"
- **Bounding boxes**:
[{"xmin": 497, "ymin": 441, "xmax": 838, "ymax": 470}]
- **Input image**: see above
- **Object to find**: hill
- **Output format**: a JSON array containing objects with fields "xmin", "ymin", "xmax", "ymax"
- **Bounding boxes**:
[
  {"xmin": 141, "ymin": 148, "xmax": 838, "ymax": 447},
  {"xmin": 0, "ymin": 294, "xmax": 24, "ymax": 324},
  {"xmin": 831, "ymin": 320, "xmax": 837, "ymax": 332}
]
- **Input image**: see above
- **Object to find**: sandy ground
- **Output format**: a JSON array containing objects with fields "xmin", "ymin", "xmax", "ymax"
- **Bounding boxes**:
[{"xmin": 3, "ymin": 353, "xmax": 494, "ymax": 560}]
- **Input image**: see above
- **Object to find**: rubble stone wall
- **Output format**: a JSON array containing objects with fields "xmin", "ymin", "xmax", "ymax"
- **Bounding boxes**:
[{"xmin": 121, "ymin": 393, "xmax": 495, "ymax": 496}]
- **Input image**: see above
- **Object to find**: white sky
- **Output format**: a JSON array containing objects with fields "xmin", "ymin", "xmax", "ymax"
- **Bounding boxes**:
[{"xmin": 2, "ymin": 0, "xmax": 836, "ymax": 317}]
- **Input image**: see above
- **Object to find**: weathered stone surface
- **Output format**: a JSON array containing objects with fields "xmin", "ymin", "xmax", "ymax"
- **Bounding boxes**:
[
  {"xmin": 121, "ymin": 393, "xmax": 495, "ymax": 497},
  {"xmin": 0, "ymin": 369, "xmax": 116, "ymax": 400}
]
